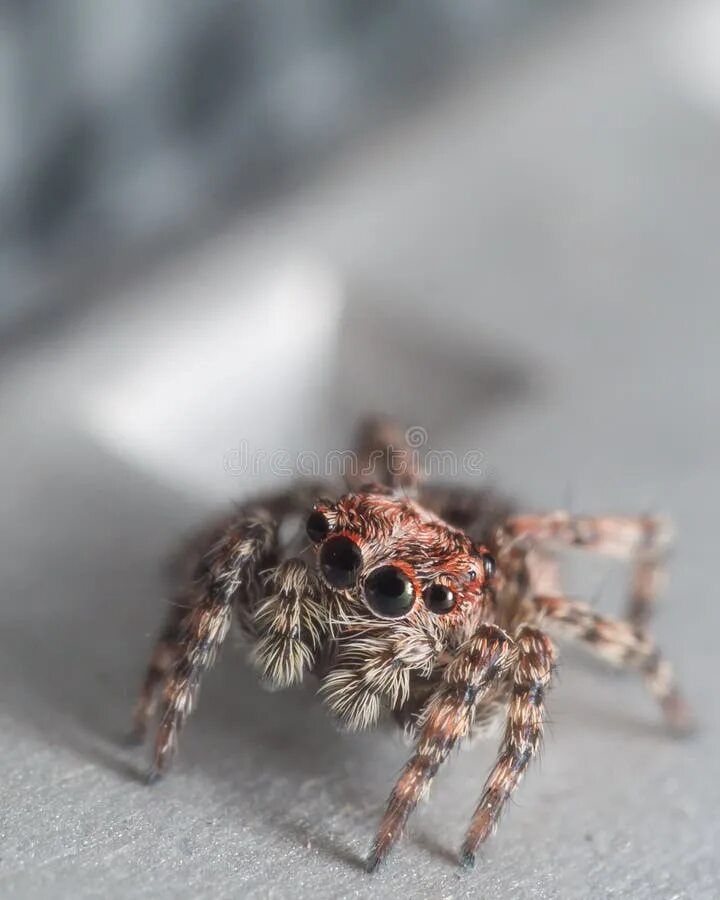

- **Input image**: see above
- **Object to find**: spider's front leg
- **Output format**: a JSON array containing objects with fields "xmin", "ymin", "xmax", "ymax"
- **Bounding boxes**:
[
  {"xmin": 460, "ymin": 626, "xmax": 555, "ymax": 867},
  {"xmin": 367, "ymin": 624, "xmax": 518, "ymax": 870},
  {"xmin": 134, "ymin": 513, "xmax": 277, "ymax": 779}
]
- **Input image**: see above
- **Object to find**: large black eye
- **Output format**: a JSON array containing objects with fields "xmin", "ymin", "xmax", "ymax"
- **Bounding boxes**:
[
  {"xmin": 306, "ymin": 510, "xmax": 330, "ymax": 543},
  {"xmin": 481, "ymin": 553, "xmax": 496, "ymax": 579},
  {"xmin": 364, "ymin": 566, "xmax": 416, "ymax": 618},
  {"xmin": 423, "ymin": 583, "xmax": 456, "ymax": 614},
  {"xmin": 320, "ymin": 536, "xmax": 362, "ymax": 587}
]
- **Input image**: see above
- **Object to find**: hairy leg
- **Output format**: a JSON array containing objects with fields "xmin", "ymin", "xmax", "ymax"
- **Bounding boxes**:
[
  {"xmin": 134, "ymin": 480, "xmax": 335, "ymax": 773},
  {"xmin": 534, "ymin": 594, "xmax": 693, "ymax": 735},
  {"xmin": 627, "ymin": 551, "xmax": 668, "ymax": 633},
  {"xmin": 133, "ymin": 598, "xmax": 186, "ymax": 741},
  {"xmin": 367, "ymin": 624, "xmax": 517, "ymax": 870},
  {"xmin": 460, "ymin": 626, "xmax": 554, "ymax": 867},
  {"xmin": 135, "ymin": 513, "xmax": 277, "ymax": 778},
  {"xmin": 504, "ymin": 512, "xmax": 673, "ymax": 630}
]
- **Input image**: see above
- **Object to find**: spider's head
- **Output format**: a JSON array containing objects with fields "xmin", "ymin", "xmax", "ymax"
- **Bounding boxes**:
[{"xmin": 305, "ymin": 489, "xmax": 496, "ymax": 624}]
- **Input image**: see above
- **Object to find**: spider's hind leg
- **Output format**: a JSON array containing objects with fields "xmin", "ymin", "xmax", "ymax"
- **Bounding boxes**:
[
  {"xmin": 505, "ymin": 512, "xmax": 673, "ymax": 632},
  {"xmin": 349, "ymin": 416, "xmax": 421, "ymax": 492},
  {"xmin": 534, "ymin": 593, "xmax": 693, "ymax": 736}
]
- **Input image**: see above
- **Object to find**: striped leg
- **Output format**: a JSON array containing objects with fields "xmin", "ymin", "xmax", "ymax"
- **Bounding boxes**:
[
  {"xmin": 627, "ymin": 550, "xmax": 668, "ymax": 633},
  {"xmin": 367, "ymin": 625, "xmax": 516, "ymax": 870},
  {"xmin": 138, "ymin": 515, "xmax": 277, "ymax": 779},
  {"xmin": 504, "ymin": 512, "xmax": 673, "ymax": 631},
  {"xmin": 460, "ymin": 626, "xmax": 555, "ymax": 867},
  {"xmin": 132, "ymin": 600, "xmax": 185, "ymax": 742},
  {"xmin": 534, "ymin": 594, "xmax": 693, "ymax": 735}
]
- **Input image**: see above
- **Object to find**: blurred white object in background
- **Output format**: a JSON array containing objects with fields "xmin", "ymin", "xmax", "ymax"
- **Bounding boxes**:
[{"xmin": 84, "ymin": 254, "xmax": 343, "ymax": 499}]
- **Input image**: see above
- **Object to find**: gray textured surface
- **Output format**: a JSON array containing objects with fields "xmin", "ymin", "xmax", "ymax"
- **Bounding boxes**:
[{"xmin": 1, "ymin": 2, "xmax": 719, "ymax": 898}]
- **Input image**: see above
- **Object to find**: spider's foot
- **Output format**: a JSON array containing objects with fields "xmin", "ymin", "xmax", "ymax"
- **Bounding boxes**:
[
  {"xmin": 143, "ymin": 766, "xmax": 164, "ymax": 786},
  {"xmin": 662, "ymin": 692, "xmax": 696, "ymax": 738},
  {"xmin": 365, "ymin": 849, "xmax": 383, "ymax": 873},
  {"xmin": 459, "ymin": 847, "xmax": 476, "ymax": 870}
]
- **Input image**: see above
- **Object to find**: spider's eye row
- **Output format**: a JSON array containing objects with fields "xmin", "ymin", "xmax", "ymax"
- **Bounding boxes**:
[
  {"xmin": 481, "ymin": 552, "xmax": 496, "ymax": 579},
  {"xmin": 423, "ymin": 583, "xmax": 456, "ymax": 614},
  {"xmin": 364, "ymin": 565, "xmax": 416, "ymax": 618},
  {"xmin": 320, "ymin": 536, "xmax": 362, "ymax": 587},
  {"xmin": 306, "ymin": 510, "xmax": 330, "ymax": 543}
]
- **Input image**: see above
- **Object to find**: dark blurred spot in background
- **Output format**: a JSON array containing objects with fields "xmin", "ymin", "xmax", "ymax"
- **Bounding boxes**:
[{"xmin": 0, "ymin": 0, "xmax": 568, "ymax": 337}]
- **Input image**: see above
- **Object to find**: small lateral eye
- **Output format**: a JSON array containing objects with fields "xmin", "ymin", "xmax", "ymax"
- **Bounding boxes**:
[
  {"xmin": 481, "ymin": 552, "xmax": 496, "ymax": 579},
  {"xmin": 423, "ymin": 583, "xmax": 456, "ymax": 614},
  {"xmin": 306, "ymin": 510, "xmax": 330, "ymax": 543}
]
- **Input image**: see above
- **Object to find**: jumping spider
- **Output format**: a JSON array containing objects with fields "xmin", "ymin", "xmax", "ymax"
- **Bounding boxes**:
[{"xmin": 133, "ymin": 418, "xmax": 692, "ymax": 870}]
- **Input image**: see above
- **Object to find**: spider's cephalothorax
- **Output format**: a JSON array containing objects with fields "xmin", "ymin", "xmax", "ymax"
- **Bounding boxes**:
[
  {"xmin": 303, "ymin": 490, "xmax": 497, "ymax": 732},
  {"xmin": 133, "ymin": 419, "xmax": 692, "ymax": 871}
]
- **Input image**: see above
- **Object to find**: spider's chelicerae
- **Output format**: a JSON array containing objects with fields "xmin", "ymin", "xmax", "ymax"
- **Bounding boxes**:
[{"xmin": 133, "ymin": 418, "xmax": 692, "ymax": 870}]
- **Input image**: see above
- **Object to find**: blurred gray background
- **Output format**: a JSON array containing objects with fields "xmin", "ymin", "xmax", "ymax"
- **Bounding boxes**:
[
  {"xmin": 1, "ymin": 1, "xmax": 719, "ymax": 898},
  {"xmin": 0, "ymin": 0, "xmax": 566, "ymax": 337}
]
